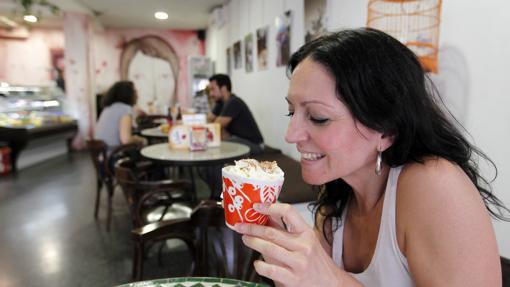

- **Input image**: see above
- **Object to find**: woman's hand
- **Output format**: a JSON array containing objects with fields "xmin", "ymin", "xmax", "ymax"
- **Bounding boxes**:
[{"xmin": 234, "ymin": 203, "xmax": 359, "ymax": 287}]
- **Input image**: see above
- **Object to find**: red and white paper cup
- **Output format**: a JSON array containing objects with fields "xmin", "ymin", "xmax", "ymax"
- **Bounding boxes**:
[{"xmin": 222, "ymin": 166, "xmax": 284, "ymax": 229}]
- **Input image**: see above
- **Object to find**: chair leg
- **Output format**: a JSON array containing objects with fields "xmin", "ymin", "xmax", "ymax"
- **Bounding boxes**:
[
  {"xmin": 94, "ymin": 179, "xmax": 103, "ymax": 218},
  {"xmin": 133, "ymin": 241, "xmax": 144, "ymax": 281},
  {"xmin": 106, "ymin": 182, "xmax": 114, "ymax": 231}
]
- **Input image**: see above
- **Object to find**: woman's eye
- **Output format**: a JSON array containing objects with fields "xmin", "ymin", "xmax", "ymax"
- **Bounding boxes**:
[
  {"xmin": 285, "ymin": 111, "xmax": 294, "ymax": 117},
  {"xmin": 310, "ymin": 116, "xmax": 329, "ymax": 125}
]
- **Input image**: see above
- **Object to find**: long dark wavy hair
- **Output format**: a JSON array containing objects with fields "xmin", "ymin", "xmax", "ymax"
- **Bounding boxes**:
[
  {"xmin": 287, "ymin": 28, "xmax": 509, "ymax": 243},
  {"xmin": 101, "ymin": 80, "xmax": 137, "ymax": 108}
]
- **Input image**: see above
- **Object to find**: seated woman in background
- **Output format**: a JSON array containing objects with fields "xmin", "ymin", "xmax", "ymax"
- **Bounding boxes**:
[
  {"xmin": 95, "ymin": 80, "xmax": 146, "ymax": 150},
  {"xmin": 235, "ymin": 28, "xmax": 509, "ymax": 286}
]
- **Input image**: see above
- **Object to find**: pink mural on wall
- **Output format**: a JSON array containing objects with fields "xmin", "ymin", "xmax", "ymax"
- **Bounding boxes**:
[
  {"xmin": 93, "ymin": 29, "xmax": 202, "ymax": 108},
  {"xmin": 0, "ymin": 19, "xmax": 204, "ymax": 149},
  {"xmin": 0, "ymin": 28, "xmax": 64, "ymax": 85}
]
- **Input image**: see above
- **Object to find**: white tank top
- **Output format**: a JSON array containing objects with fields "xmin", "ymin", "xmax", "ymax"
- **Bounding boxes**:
[{"xmin": 332, "ymin": 166, "xmax": 415, "ymax": 287}]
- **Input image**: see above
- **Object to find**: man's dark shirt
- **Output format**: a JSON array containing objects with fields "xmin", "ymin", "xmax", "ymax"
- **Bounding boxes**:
[{"xmin": 212, "ymin": 94, "xmax": 263, "ymax": 144}]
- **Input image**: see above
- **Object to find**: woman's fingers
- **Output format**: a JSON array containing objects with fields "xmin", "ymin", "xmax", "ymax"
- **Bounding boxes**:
[
  {"xmin": 242, "ymin": 235, "xmax": 304, "ymax": 271},
  {"xmin": 253, "ymin": 260, "xmax": 296, "ymax": 286},
  {"xmin": 243, "ymin": 235, "xmax": 306, "ymax": 270},
  {"xmin": 235, "ymin": 223, "xmax": 305, "ymax": 251},
  {"xmin": 253, "ymin": 202, "xmax": 309, "ymax": 234}
]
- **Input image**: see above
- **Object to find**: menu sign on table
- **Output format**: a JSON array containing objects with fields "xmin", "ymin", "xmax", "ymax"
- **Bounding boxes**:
[{"xmin": 169, "ymin": 123, "xmax": 221, "ymax": 150}]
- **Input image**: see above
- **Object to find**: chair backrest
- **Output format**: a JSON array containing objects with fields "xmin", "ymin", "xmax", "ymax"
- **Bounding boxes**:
[
  {"xmin": 86, "ymin": 139, "xmax": 108, "ymax": 179},
  {"xmin": 106, "ymin": 142, "xmax": 143, "ymax": 175},
  {"xmin": 115, "ymin": 157, "xmax": 193, "ymax": 228},
  {"xmin": 115, "ymin": 157, "xmax": 147, "ymax": 226},
  {"xmin": 190, "ymin": 200, "xmax": 261, "ymax": 282}
]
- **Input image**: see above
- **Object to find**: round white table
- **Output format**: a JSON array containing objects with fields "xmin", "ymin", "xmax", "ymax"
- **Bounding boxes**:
[
  {"xmin": 141, "ymin": 142, "xmax": 250, "ymax": 166},
  {"xmin": 140, "ymin": 127, "xmax": 167, "ymax": 139},
  {"xmin": 141, "ymin": 142, "xmax": 250, "ymax": 199},
  {"xmin": 116, "ymin": 277, "xmax": 268, "ymax": 287}
]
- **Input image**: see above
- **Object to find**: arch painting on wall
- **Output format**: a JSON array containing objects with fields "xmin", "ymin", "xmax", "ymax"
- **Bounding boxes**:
[{"xmin": 119, "ymin": 35, "xmax": 179, "ymax": 114}]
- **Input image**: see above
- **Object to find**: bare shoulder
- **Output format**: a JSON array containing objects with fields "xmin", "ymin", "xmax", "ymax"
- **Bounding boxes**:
[
  {"xmin": 397, "ymin": 157, "xmax": 481, "ymax": 214},
  {"xmin": 396, "ymin": 157, "xmax": 501, "ymax": 285},
  {"xmin": 396, "ymin": 157, "xmax": 490, "ymax": 234}
]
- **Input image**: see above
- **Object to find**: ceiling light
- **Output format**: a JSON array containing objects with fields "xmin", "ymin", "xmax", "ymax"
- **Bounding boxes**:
[
  {"xmin": 154, "ymin": 11, "xmax": 168, "ymax": 20},
  {"xmin": 23, "ymin": 15, "xmax": 38, "ymax": 23}
]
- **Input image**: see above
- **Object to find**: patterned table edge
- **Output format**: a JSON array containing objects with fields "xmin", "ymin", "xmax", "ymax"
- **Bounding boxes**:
[{"xmin": 116, "ymin": 277, "xmax": 270, "ymax": 287}]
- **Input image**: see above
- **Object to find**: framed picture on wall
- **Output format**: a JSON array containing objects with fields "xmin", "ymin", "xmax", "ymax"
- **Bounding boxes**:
[
  {"xmin": 233, "ymin": 41, "xmax": 242, "ymax": 69},
  {"xmin": 226, "ymin": 46, "xmax": 232, "ymax": 76},
  {"xmin": 244, "ymin": 33, "xmax": 254, "ymax": 73},
  {"xmin": 256, "ymin": 26, "xmax": 269, "ymax": 71},
  {"xmin": 275, "ymin": 10, "xmax": 292, "ymax": 67},
  {"xmin": 305, "ymin": 0, "xmax": 328, "ymax": 43}
]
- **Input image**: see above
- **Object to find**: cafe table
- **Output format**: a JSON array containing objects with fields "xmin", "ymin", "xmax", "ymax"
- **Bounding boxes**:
[
  {"xmin": 140, "ymin": 127, "xmax": 168, "ymax": 144},
  {"xmin": 141, "ymin": 127, "xmax": 168, "ymax": 139},
  {"xmin": 116, "ymin": 277, "xmax": 269, "ymax": 287},
  {"xmin": 141, "ymin": 142, "xmax": 250, "ymax": 199}
]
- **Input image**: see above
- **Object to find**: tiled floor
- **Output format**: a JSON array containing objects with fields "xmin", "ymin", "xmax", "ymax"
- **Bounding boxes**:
[{"xmin": 0, "ymin": 152, "xmax": 195, "ymax": 287}]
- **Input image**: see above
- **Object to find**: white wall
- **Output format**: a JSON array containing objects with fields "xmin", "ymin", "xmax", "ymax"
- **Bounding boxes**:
[
  {"xmin": 206, "ymin": 0, "xmax": 510, "ymax": 257},
  {"xmin": 206, "ymin": 0, "xmax": 304, "ymax": 160}
]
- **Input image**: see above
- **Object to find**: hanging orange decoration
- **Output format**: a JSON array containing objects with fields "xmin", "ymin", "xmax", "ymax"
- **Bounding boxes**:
[{"xmin": 367, "ymin": 0, "xmax": 442, "ymax": 73}]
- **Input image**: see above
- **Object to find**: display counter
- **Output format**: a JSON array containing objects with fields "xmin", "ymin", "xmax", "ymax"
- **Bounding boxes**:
[
  {"xmin": 0, "ymin": 84, "xmax": 78, "ymax": 172},
  {"xmin": 0, "ymin": 121, "xmax": 78, "ymax": 172}
]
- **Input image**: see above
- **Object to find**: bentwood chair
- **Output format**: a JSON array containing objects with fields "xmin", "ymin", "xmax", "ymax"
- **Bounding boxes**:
[
  {"xmin": 131, "ymin": 200, "xmax": 262, "ymax": 282},
  {"xmin": 86, "ymin": 139, "xmax": 143, "ymax": 231},
  {"xmin": 115, "ymin": 157, "xmax": 197, "ymax": 279}
]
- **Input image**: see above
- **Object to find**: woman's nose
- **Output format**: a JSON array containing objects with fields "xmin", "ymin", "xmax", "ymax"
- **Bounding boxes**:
[{"xmin": 285, "ymin": 116, "xmax": 307, "ymax": 144}]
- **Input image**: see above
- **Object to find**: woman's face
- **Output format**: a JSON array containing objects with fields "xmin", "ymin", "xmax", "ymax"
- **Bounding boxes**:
[{"xmin": 285, "ymin": 57, "xmax": 385, "ymax": 185}]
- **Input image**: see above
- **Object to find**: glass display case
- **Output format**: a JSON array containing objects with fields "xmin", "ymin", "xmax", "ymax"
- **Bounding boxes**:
[
  {"xmin": 0, "ymin": 84, "xmax": 75, "ymax": 127},
  {"xmin": 0, "ymin": 83, "xmax": 77, "ymax": 172}
]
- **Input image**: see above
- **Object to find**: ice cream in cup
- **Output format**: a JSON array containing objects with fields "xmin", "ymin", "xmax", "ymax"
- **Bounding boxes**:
[{"xmin": 221, "ymin": 159, "xmax": 284, "ymax": 229}]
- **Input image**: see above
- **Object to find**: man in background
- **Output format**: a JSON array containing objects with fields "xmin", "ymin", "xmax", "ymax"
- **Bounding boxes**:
[
  {"xmin": 208, "ymin": 74, "xmax": 264, "ymax": 154},
  {"xmin": 202, "ymin": 74, "xmax": 265, "ymax": 199}
]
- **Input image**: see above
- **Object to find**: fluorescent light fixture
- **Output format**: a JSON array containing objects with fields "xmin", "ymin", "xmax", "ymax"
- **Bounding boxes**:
[
  {"xmin": 154, "ymin": 11, "xmax": 168, "ymax": 20},
  {"xmin": 23, "ymin": 15, "xmax": 38, "ymax": 23}
]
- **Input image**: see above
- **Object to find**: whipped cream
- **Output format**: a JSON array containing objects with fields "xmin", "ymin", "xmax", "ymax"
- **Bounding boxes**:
[{"xmin": 223, "ymin": 159, "xmax": 284, "ymax": 181}]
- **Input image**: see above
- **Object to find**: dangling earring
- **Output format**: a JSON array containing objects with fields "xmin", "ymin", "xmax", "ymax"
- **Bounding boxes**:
[{"xmin": 375, "ymin": 151, "xmax": 382, "ymax": 176}]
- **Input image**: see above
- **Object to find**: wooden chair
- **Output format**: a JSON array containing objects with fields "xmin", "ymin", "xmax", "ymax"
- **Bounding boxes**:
[
  {"xmin": 131, "ymin": 200, "xmax": 262, "ymax": 282},
  {"xmin": 86, "ymin": 139, "xmax": 143, "ymax": 231},
  {"xmin": 115, "ymin": 157, "xmax": 197, "ymax": 279}
]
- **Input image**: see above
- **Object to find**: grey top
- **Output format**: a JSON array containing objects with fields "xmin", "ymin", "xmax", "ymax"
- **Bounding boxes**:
[{"xmin": 95, "ymin": 102, "xmax": 133, "ymax": 148}]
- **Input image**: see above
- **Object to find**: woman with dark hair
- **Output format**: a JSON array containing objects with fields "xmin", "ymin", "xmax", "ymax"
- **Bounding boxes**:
[
  {"xmin": 235, "ymin": 28, "xmax": 508, "ymax": 286},
  {"xmin": 95, "ymin": 81, "xmax": 145, "ymax": 149}
]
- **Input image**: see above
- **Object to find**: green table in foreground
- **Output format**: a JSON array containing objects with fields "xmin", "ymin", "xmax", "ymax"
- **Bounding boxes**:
[{"xmin": 116, "ymin": 277, "xmax": 269, "ymax": 287}]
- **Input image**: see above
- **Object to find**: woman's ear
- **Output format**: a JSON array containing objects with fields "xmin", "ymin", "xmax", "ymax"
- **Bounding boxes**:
[{"xmin": 379, "ymin": 133, "xmax": 395, "ymax": 152}]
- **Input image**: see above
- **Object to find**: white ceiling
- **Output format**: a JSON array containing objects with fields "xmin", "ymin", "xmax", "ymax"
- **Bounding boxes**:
[{"xmin": 0, "ymin": 0, "xmax": 227, "ymax": 30}]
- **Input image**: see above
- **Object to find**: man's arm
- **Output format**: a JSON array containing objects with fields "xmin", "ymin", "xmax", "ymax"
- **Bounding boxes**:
[
  {"xmin": 207, "ymin": 112, "xmax": 217, "ymax": 122},
  {"xmin": 214, "ymin": 116, "xmax": 232, "ymax": 128}
]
